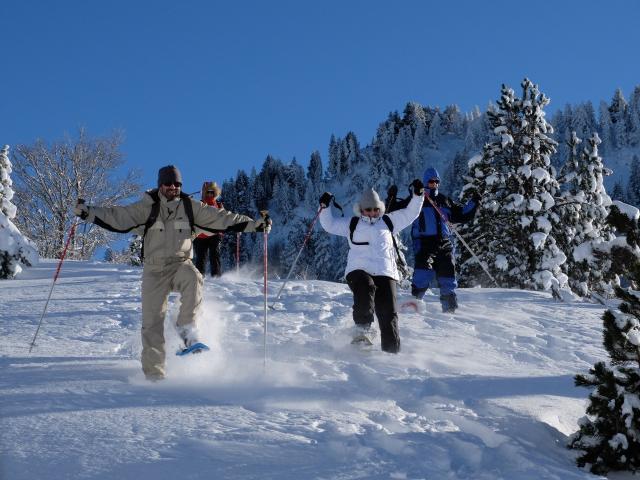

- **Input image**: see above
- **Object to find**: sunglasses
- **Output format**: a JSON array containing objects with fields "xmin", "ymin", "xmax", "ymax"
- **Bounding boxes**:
[
  {"xmin": 363, "ymin": 207, "xmax": 380, "ymax": 212},
  {"xmin": 162, "ymin": 182, "xmax": 182, "ymax": 188},
  {"xmin": 428, "ymin": 179, "xmax": 440, "ymax": 185}
]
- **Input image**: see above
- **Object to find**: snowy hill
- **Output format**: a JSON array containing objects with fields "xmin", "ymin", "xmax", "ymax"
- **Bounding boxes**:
[{"xmin": 0, "ymin": 260, "xmax": 633, "ymax": 479}]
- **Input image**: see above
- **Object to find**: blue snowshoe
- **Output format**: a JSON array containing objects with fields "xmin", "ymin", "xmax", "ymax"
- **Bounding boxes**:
[{"xmin": 176, "ymin": 342, "xmax": 210, "ymax": 356}]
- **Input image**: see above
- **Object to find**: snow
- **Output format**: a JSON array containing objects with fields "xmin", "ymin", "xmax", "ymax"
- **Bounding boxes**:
[
  {"xmin": 0, "ymin": 260, "xmax": 624, "ymax": 479},
  {"xmin": 612, "ymin": 201, "xmax": 640, "ymax": 221}
]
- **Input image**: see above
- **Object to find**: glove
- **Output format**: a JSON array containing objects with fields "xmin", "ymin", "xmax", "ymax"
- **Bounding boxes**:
[
  {"xmin": 255, "ymin": 216, "xmax": 272, "ymax": 234},
  {"xmin": 387, "ymin": 185, "xmax": 398, "ymax": 198},
  {"xmin": 472, "ymin": 191, "xmax": 481, "ymax": 203},
  {"xmin": 319, "ymin": 192, "xmax": 334, "ymax": 208},
  {"xmin": 74, "ymin": 200, "xmax": 89, "ymax": 220},
  {"xmin": 411, "ymin": 179, "xmax": 424, "ymax": 196}
]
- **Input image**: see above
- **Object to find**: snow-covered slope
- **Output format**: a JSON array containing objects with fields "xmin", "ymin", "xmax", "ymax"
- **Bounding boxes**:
[{"xmin": 0, "ymin": 261, "xmax": 627, "ymax": 479}]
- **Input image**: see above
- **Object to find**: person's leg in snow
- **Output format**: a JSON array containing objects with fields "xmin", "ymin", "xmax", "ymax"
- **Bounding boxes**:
[
  {"xmin": 141, "ymin": 264, "xmax": 173, "ymax": 380},
  {"xmin": 209, "ymin": 235, "xmax": 222, "ymax": 277},
  {"xmin": 434, "ymin": 249, "xmax": 458, "ymax": 313},
  {"xmin": 373, "ymin": 275, "xmax": 400, "ymax": 353},
  {"xmin": 173, "ymin": 260, "xmax": 203, "ymax": 348},
  {"xmin": 411, "ymin": 267, "xmax": 435, "ymax": 299},
  {"xmin": 346, "ymin": 270, "xmax": 376, "ymax": 343},
  {"xmin": 193, "ymin": 237, "xmax": 208, "ymax": 276}
]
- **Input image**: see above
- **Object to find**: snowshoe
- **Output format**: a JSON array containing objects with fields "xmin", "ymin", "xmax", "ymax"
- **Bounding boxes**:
[{"xmin": 176, "ymin": 342, "xmax": 210, "ymax": 356}]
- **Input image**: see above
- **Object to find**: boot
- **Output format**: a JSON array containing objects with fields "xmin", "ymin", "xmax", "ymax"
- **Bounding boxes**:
[{"xmin": 440, "ymin": 293, "xmax": 458, "ymax": 313}]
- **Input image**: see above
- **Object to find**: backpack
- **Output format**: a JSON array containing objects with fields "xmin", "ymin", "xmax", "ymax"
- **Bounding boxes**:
[{"xmin": 349, "ymin": 215, "xmax": 406, "ymax": 269}]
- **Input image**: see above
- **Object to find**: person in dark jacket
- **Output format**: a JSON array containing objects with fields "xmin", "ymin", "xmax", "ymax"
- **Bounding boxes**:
[
  {"xmin": 193, "ymin": 181, "xmax": 224, "ymax": 277},
  {"xmin": 410, "ymin": 167, "xmax": 478, "ymax": 313}
]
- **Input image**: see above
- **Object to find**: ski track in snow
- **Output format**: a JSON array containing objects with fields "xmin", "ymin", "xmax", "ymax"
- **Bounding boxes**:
[{"xmin": 0, "ymin": 260, "xmax": 631, "ymax": 479}]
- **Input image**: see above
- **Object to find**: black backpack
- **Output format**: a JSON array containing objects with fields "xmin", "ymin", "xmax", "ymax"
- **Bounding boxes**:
[{"xmin": 348, "ymin": 215, "xmax": 406, "ymax": 269}]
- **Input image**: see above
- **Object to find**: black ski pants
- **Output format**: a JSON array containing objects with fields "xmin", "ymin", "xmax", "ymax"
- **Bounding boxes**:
[
  {"xmin": 346, "ymin": 269, "xmax": 400, "ymax": 353},
  {"xmin": 193, "ymin": 235, "xmax": 222, "ymax": 277}
]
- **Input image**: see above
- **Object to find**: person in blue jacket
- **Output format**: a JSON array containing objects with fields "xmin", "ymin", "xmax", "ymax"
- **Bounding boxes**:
[{"xmin": 411, "ymin": 167, "xmax": 479, "ymax": 313}]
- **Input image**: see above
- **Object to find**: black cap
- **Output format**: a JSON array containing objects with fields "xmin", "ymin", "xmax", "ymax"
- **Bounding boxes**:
[{"xmin": 157, "ymin": 165, "xmax": 182, "ymax": 187}]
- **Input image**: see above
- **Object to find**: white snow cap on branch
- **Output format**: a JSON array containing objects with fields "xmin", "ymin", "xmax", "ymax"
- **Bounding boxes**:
[{"xmin": 612, "ymin": 200, "xmax": 640, "ymax": 221}]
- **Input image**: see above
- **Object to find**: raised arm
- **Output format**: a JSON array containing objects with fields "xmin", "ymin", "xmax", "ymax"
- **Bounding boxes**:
[
  {"xmin": 386, "ymin": 179, "xmax": 424, "ymax": 231},
  {"xmin": 192, "ymin": 200, "xmax": 270, "ymax": 233},
  {"xmin": 77, "ymin": 195, "xmax": 151, "ymax": 233}
]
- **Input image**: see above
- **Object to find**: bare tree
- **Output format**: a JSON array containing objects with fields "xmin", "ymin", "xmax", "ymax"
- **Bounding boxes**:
[{"xmin": 11, "ymin": 128, "xmax": 141, "ymax": 259}]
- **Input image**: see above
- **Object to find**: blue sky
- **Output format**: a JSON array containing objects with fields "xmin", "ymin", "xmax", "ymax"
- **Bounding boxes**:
[{"xmin": 2, "ymin": 0, "xmax": 639, "ymax": 195}]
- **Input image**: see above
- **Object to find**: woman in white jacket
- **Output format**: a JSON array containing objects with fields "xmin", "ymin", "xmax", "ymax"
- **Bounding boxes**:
[{"xmin": 319, "ymin": 180, "xmax": 424, "ymax": 353}]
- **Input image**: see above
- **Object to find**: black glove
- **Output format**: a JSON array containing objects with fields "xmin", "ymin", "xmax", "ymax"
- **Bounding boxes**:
[
  {"xmin": 319, "ymin": 192, "xmax": 334, "ymax": 208},
  {"xmin": 411, "ymin": 179, "xmax": 424, "ymax": 196},
  {"xmin": 255, "ymin": 216, "xmax": 272, "ymax": 233},
  {"xmin": 74, "ymin": 199, "xmax": 89, "ymax": 220},
  {"xmin": 472, "ymin": 192, "xmax": 481, "ymax": 203},
  {"xmin": 387, "ymin": 185, "xmax": 398, "ymax": 198}
]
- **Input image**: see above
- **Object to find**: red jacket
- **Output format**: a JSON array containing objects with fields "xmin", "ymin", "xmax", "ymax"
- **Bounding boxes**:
[{"xmin": 197, "ymin": 197, "xmax": 224, "ymax": 239}]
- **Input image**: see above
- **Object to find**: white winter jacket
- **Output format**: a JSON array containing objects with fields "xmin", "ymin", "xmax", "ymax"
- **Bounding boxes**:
[{"xmin": 319, "ymin": 194, "xmax": 423, "ymax": 281}]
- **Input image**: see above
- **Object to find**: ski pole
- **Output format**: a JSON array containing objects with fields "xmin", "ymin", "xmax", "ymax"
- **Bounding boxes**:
[
  {"xmin": 270, "ymin": 207, "xmax": 322, "ymax": 308},
  {"xmin": 425, "ymin": 194, "xmax": 500, "ymax": 288},
  {"xmin": 29, "ymin": 219, "xmax": 80, "ymax": 353},
  {"xmin": 260, "ymin": 210, "xmax": 269, "ymax": 367}
]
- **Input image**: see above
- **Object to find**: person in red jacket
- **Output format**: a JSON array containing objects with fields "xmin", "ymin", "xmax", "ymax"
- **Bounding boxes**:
[{"xmin": 193, "ymin": 181, "xmax": 224, "ymax": 277}]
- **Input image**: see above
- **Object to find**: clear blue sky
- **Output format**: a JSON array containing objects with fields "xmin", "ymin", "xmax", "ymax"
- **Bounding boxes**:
[{"xmin": 2, "ymin": 0, "xmax": 639, "ymax": 195}]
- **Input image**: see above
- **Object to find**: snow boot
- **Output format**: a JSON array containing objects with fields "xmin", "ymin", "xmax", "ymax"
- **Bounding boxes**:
[
  {"xmin": 351, "ymin": 324, "xmax": 375, "ymax": 346},
  {"xmin": 440, "ymin": 293, "xmax": 458, "ymax": 313}
]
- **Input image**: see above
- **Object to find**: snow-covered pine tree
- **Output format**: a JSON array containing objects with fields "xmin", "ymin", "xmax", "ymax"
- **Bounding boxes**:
[
  {"xmin": 612, "ymin": 181, "xmax": 627, "ymax": 202},
  {"xmin": 629, "ymin": 86, "xmax": 640, "ymax": 147},
  {"xmin": 570, "ymin": 202, "xmax": 640, "ymax": 475},
  {"xmin": 599, "ymin": 100, "xmax": 614, "ymax": 153},
  {"xmin": 557, "ymin": 132, "xmax": 614, "ymax": 296},
  {"xmin": 443, "ymin": 149, "xmax": 469, "ymax": 199},
  {"xmin": 550, "ymin": 107, "xmax": 570, "ymax": 168},
  {"xmin": 304, "ymin": 150, "xmax": 324, "ymax": 209},
  {"xmin": 458, "ymin": 79, "xmax": 566, "ymax": 291},
  {"xmin": 128, "ymin": 235, "xmax": 142, "ymax": 266},
  {"xmin": 609, "ymin": 88, "xmax": 629, "ymax": 150},
  {"xmin": 0, "ymin": 145, "xmax": 38, "ymax": 278},
  {"xmin": 627, "ymin": 155, "xmax": 640, "ymax": 206},
  {"xmin": 572, "ymin": 102, "xmax": 598, "ymax": 146}
]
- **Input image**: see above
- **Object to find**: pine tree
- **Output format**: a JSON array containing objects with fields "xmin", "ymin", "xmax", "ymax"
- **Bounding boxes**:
[
  {"xmin": 611, "ymin": 182, "xmax": 627, "ymax": 202},
  {"xmin": 305, "ymin": 150, "xmax": 324, "ymax": 209},
  {"xmin": 459, "ymin": 79, "xmax": 566, "ymax": 291},
  {"xmin": 0, "ymin": 145, "xmax": 38, "ymax": 279},
  {"xmin": 128, "ymin": 235, "xmax": 142, "ymax": 266},
  {"xmin": 629, "ymin": 86, "xmax": 640, "ymax": 147},
  {"xmin": 570, "ymin": 204, "xmax": 640, "ymax": 474},
  {"xmin": 599, "ymin": 100, "xmax": 614, "ymax": 153},
  {"xmin": 627, "ymin": 155, "xmax": 640, "ymax": 206},
  {"xmin": 327, "ymin": 134, "xmax": 340, "ymax": 181},
  {"xmin": 557, "ymin": 132, "xmax": 614, "ymax": 296},
  {"xmin": 443, "ymin": 149, "xmax": 469, "ymax": 199},
  {"xmin": 609, "ymin": 88, "xmax": 629, "ymax": 150}
]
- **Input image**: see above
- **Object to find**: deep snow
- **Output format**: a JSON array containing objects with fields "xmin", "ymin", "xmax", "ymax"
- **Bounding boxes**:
[{"xmin": 0, "ymin": 260, "xmax": 634, "ymax": 479}]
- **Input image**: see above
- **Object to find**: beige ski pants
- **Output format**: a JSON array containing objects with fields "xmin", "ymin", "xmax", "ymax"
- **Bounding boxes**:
[{"xmin": 140, "ymin": 259, "xmax": 203, "ymax": 378}]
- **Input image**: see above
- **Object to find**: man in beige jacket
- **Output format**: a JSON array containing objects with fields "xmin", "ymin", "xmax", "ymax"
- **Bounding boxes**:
[{"xmin": 75, "ymin": 165, "xmax": 271, "ymax": 381}]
